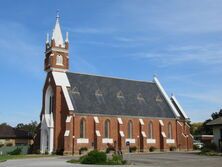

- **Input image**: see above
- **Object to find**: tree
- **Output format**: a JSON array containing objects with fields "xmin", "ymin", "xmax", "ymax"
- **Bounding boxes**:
[
  {"xmin": 0, "ymin": 122, "xmax": 9, "ymax": 126},
  {"xmin": 16, "ymin": 121, "xmax": 38, "ymax": 136},
  {"xmin": 211, "ymin": 109, "xmax": 222, "ymax": 120}
]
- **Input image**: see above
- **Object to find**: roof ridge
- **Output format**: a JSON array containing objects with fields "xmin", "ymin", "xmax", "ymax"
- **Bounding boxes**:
[{"xmin": 66, "ymin": 71, "xmax": 154, "ymax": 84}]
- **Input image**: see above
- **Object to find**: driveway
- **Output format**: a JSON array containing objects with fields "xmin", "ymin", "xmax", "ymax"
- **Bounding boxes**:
[
  {"xmin": 124, "ymin": 151, "xmax": 222, "ymax": 167},
  {"xmin": 0, "ymin": 152, "xmax": 221, "ymax": 167}
]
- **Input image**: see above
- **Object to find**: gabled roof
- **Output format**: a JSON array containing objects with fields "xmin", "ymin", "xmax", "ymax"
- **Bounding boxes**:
[
  {"xmin": 207, "ymin": 117, "xmax": 222, "ymax": 126},
  {"xmin": 171, "ymin": 95, "xmax": 189, "ymax": 119},
  {"xmin": 0, "ymin": 125, "xmax": 32, "ymax": 139},
  {"xmin": 66, "ymin": 72, "xmax": 177, "ymax": 118}
]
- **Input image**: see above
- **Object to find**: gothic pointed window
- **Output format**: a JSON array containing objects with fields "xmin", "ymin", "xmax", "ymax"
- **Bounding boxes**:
[
  {"xmin": 104, "ymin": 119, "xmax": 110, "ymax": 138},
  {"xmin": 156, "ymin": 94, "xmax": 163, "ymax": 102},
  {"xmin": 128, "ymin": 121, "xmax": 133, "ymax": 139},
  {"xmin": 167, "ymin": 122, "xmax": 173, "ymax": 139},
  {"xmin": 137, "ymin": 93, "xmax": 145, "ymax": 103},
  {"xmin": 148, "ymin": 121, "xmax": 154, "ymax": 139},
  {"xmin": 117, "ymin": 91, "xmax": 125, "ymax": 108},
  {"xmin": 80, "ymin": 118, "xmax": 86, "ymax": 138},
  {"xmin": 95, "ymin": 89, "xmax": 105, "ymax": 104},
  {"xmin": 56, "ymin": 55, "xmax": 63, "ymax": 65},
  {"xmin": 71, "ymin": 86, "xmax": 80, "ymax": 95}
]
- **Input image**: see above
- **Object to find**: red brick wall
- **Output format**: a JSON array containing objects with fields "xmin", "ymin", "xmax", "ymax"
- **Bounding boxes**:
[{"xmin": 61, "ymin": 114, "xmax": 193, "ymax": 154}]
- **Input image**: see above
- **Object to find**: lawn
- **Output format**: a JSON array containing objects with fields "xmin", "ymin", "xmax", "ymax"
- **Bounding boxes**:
[{"xmin": 0, "ymin": 154, "xmax": 55, "ymax": 163}]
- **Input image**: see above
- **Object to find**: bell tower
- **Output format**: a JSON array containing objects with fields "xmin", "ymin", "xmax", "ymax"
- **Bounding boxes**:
[{"xmin": 44, "ymin": 12, "xmax": 69, "ymax": 72}]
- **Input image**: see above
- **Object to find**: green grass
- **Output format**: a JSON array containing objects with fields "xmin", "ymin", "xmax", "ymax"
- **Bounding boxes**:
[
  {"xmin": 0, "ymin": 154, "xmax": 55, "ymax": 163},
  {"xmin": 67, "ymin": 159, "xmax": 80, "ymax": 164}
]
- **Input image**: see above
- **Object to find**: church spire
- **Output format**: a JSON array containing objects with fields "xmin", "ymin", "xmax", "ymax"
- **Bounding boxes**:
[
  {"xmin": 44, "ymin": 11, "xmax": 69, "ymax": 73},
  {"xmin": 51, "ymin": 10, "xmax": 64, "ymax": 47}
]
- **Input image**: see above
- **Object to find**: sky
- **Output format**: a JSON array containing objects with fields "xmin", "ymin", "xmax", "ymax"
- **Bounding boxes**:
[{"xmin": 0, "ymin": 0, "xmax": 222, "ymax": 126}]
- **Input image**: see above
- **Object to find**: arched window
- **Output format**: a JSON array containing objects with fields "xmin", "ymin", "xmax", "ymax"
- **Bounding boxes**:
[
  {"xmin": 104, "ymin": 120, "xmax": 110, "ymax": 138},
  {"xmin": 56, "ymin": 55, "xmax": 63, "ymax": 65},
  {"xmin": 148, "ymin": 121, "xmax": 154, "ymax": 139},
  {"xmin": 45, "ymin": 86, "xmax": 54, "ymax": 114},
  {"xmin": 80, "ymin": 118, "xmax": 86, "ymax": 138},
  {"xmin": 167, "ymin": 122, "xmax": 173, "ymax": 139},
  {"xmin": 128, "ymin": 121, "xmax": 133, "ymax": 138}
]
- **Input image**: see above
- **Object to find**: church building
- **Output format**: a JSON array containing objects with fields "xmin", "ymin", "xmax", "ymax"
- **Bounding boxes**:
[{"xmin": 40, "ymin": 14, "xmax": 193, "ymax": 154}]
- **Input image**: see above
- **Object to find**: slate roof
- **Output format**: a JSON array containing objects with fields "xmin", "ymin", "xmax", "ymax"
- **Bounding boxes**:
[
  {"xmin": 207, "ymin": 117, "xmax": 222, "ymax": 126},
  {"xmin": 66, "ymin": 72, "xmax": 176, "ymax": 118},
  {"xmin": 0, "ymin": 125, "xmax": 32, "ymax": 139}
]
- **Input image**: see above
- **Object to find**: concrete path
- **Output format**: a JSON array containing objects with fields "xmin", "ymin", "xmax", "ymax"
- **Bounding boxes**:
[{"xmin": 0, "ymin": 152, "xmax": 221, "ymax": 167}]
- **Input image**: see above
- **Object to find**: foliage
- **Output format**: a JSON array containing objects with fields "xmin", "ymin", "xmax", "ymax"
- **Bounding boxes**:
[
  {"xmin": 0, "ymin": 123, "xmax": 9, "ymax": 126},
  {"xmin": 190, "ymin": 109, "xmax": 222, "ymax": 136},
  {"xmin": 149, "ymin": 146, "xmax": 156, "ymax": 152},
  {"xmin": 67, "ymin": 159, "xmax": 80, "ymax": 163},
  {"xmin": 201, "ymin": 143, "xmax": 217, "ymax": 153},
  {"xmin": 16, "ymin": 121, "xmax": 38, "ymax": 136},
  {"xmin": 211, "ymin": 109, "xmax": 222, "ymax": 120},
  {"xmin": 0, "ymin": 143, "xmax": 4, "ymax": 148},
  {"xmin": 7, "ymin": 147, "xmax": 22, "ymax": 155},
  {"xmin": 69, "ymin": 151, "xmax": 126, "ymax": 165},
  {"xmin": 129, "ymin": 146, "xmax": 137, "ymax": 152},
  {"xmin": 107, "ymin": 154, "xmax": 126, "ymax": 165},
  {"xmin": 80, "ymin": 150, "xmax": 107, "ymax": 164}
]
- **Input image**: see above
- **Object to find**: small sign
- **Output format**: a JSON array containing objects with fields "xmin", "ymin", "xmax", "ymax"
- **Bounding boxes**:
[{"xmin": 126, "ymin": 141, "xmax": 130, "ymax": 146}]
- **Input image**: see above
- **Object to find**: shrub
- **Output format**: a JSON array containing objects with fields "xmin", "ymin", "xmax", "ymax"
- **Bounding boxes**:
[
  {"xmin": 169, "ymin": 146, "xmax": 176, "ymax": 151},
  {"xmin": 0, "ymin": 143, "xmax": 4, "ymax": 148},
  {"xmin": 108, "ymin": 154, "xmax": 126, "ymax": 165},
  {"xmin": 149, "ymin": 146, "xmax": 156, "ymax": 152},
  {"xmin": 8, "ymin": 147, "xmax": 22, "ymax": 155},
  {"xmin": 201, "ymin": 143, "xmax": 218, "ymax": 153},
  {"xmin": 80, "ymin": 150, "xmax": 107, "ymax": 164}
]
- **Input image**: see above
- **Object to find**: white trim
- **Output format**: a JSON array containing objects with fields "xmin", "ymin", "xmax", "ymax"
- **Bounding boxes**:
[
  {"xmin": 66, "ymin": 116, "xmax": 72, "ymax": 123},
  {"xmin": 161, "ymin": 132, "xmax": 166, "ymax": 138},
  {"xmin": 141, "ymin": 131, "xmax": 147, "ymax": 137},
  {"xmin": 147, "ymin": 139, "xmax": 156, "ymax": 144},
  {"xmin": 189, "ymin": 134, "xmax": 194, "ymax": 139},
  {"xmin": 166, "ymin": 139, "xmax": 175, "ymax": 144},
  {"xmin": 185, "ymin": 122, "xmax": 190, "ymax": 128},
  {"xmin": 48, "ymin": 67, "xmax": 68, "ymax": 72},
  {"xmin": 139, "ymin": 118, "xmax": 144, "ymax": 125},
  {"xmin": 64, "ymin": 130, "xmax": 70, "ymax": 137},
  {"xmin": 177, "ymin": 121, "xmax": 183, "ymax": 127},
  {"xmin": 52, "ymin": 72, "xmax": 70, "ymax": 87},
  {"xmin": 77, "ymin": 138, "xmax": 89, "ymax": 144},
  {"xmin": 117, "ymin": 118, "xmax": 123, "ymax": 124},
  {"xmin": 102, "ymin": 138, "xmax": 113, "ymax": 144},
  {"xmin": 125, "ymin": 138, "xmax": 136, "ymax": 144},
  {"xmin": 159, "ymin": 120, "xmax": 164, "ymax": 126},
  {"xmin": 153, "ymin": 77, "xmax": 180, "ymax": 117},
  {"xmin": 119, "ymin": 131, "xmax": 125, "ymax": 137},
  {"xmin": 62, "ymin": 86, "xmax": 74, "ymax": 111},
  {"xmin": 171, "ymin": 95, "xmax": 189, "ymax": 119},
  {"xmin": 96, "ymin": 130, "xmax": 101, "ymax": 137},
  {"xmin": 94, "ymin": 116, "xmax": 99, "ymax": 123},
  {"xmin": 182, "ymin": 133, "xmax": 188, "ymax": 138}
]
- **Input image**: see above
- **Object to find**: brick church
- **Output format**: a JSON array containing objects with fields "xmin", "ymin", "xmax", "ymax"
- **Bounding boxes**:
[{"xmin": 40, "ymin": 14, "xmax": 193, "ymax": 154}]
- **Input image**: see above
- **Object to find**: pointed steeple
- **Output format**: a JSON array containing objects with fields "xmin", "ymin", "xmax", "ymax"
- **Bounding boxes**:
[{"xmin": 52, "ymin": 10, "xmax": 64, "ymax": 47}]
